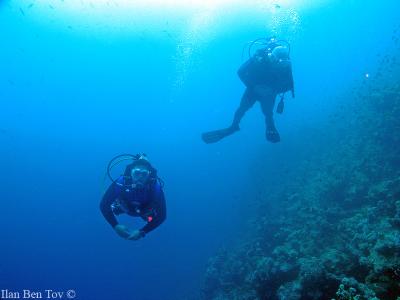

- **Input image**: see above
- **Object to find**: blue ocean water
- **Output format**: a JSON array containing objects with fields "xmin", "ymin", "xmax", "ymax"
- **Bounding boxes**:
[{"xmin": 0, "ymin": 1, "xmax": 399, "ymax": 299}]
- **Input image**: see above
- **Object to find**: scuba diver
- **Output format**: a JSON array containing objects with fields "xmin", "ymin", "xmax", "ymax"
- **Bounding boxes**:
[
  {"xmin": 100, "ymin": 154, "xmax": 166, "ymax": 240},
  {"xmin": 202, "ymin": 37, "xmax": 295, "ymax": 144}
]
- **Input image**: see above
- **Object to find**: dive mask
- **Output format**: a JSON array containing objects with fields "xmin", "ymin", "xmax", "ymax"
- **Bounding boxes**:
[{"xmin": 131, "ymin": 167, "xmax": 151, "ymax": 188}]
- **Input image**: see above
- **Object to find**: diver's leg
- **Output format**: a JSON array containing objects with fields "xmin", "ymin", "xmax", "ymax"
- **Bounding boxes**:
[
  {"xmin": 260, "ymin": 92, "xmax": 280, "ymax": 142},
  {"xmin": 201, "ymin": 89, "xmax": 256, "ymax": 144},
  {"xmin": 231, "ymin": 88, "xmax": 257, "ymax": 130}
]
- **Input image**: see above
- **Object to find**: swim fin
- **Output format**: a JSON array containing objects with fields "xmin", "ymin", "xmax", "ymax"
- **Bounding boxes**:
[
  {"xmin": 266, "ymin": 128, "xmax": 280, "ymax": 143},
  {"xmin": 201, "ymin": 126, "xmax": 239, "ymax": 144}
]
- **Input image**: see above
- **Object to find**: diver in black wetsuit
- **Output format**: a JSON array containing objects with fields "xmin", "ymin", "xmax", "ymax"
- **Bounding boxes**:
[
  {"xmin": 100, "ymin": 154, "xmax": 166, "ymax": 240},
  {"xmin": 202, "ymin": 37, "xmax": 295, "ymax": 144}
]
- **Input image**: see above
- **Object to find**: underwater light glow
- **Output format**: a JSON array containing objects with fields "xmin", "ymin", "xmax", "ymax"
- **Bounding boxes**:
[
  {"xmin": 78, "ymin": 0, "xmax": 233, "ymax": 8},
  {"xmin": 52, "ymin": 0, "xmax": 275, "ymax": 9},
  {"xmin": 27, "ymin": 0, "xmax": 329, "ymax": 29},
  {"xmin": 32, "ymin": 0, "xmax": 317, "ymax": 12},
  {"xmin": 35, "ymin": 0, "xmax": 241, "ymax": 11},
  {"xmin": 20, "ymin": 0, "xmax": 331, "ymax": 42}
]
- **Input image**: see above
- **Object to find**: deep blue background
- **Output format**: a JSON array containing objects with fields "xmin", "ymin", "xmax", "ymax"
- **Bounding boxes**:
[{"xmin": 0, "ymin": 1, "xmax": 399, "ymax": 299}]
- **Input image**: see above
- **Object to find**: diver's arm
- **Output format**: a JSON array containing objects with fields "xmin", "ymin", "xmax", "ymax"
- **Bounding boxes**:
[
  {"xmin": 99, "ymin": 183, "xmax": 119, "ymax": 228},
  {"xmin": 237, "ymin": 59, "xmax": 250, "ymax": 78},
  {"xmin": 140, "ymin": 184, "xmax": 166, "ymax": 235},
  {"xmin": 287, "ymin": 62, "xmax": 295, "ymax": 98},
  {"xmin": 237, "ymin": 58, "xmax": 256, "ymax": 87}
]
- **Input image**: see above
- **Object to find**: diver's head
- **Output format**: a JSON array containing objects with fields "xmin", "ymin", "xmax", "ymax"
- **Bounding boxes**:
[
  {"xmin": 126, "ymin": 155, "xmax": 154, "ymax": 189},
  {"xmin": 269, "ymin": 45, "xmax": 290, "ymax": 63},
  {"xmin": 131, "ymin": 165, "xmax": 151, "ymax": 189}
]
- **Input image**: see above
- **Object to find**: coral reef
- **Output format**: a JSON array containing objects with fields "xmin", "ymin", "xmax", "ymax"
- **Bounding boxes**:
[{"xmin": 201, "ymin": 30, "xmax": 400, "ymax": 300}]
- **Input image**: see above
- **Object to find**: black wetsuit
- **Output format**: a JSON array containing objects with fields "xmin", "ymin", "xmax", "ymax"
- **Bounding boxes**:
[
  {"xmin": 100, "ymin": 177, "xmax": 166, "ymax": 234},
  {"xmin": 233, "ymin": 52, "xmax": 294, "ymax": 133}
]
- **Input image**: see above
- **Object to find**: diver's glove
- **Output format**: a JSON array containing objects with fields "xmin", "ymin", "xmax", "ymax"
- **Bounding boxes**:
[
  {"xmin": 128, "ymin": 229, "xmax": 146, "ymax": 241},
  {"xmin": 114, "ymin": 224, "xmax": 132, "ymax": 239}
]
